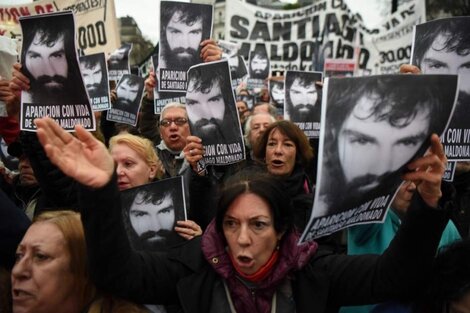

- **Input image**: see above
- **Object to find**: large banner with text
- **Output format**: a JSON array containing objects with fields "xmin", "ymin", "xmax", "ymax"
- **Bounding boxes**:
[
  {"xmin": 0, "ymin": 0, "xmax": 120, "ymax": 55},
  {"xmin": 226, "ymin": 0, "xmax": 425, "ymax": 75}
]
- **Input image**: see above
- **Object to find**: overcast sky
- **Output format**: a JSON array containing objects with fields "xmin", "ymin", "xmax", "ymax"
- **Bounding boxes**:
[
  {"xmin": 2, "ymin": 0, "xmax": 388, "ymax": 45},
  {"xmin": 114, "ymin": 0, "xmax": 169, "ymax": 44},
  {"xmin": 112, "ymin": 0, "xmax": 388, "ymax": 45}
]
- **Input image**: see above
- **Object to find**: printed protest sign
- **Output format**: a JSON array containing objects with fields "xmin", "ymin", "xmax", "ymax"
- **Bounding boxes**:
[
  {"xmin": 301, "ymin": 74, "xmax": 457, "ymax": 242},
  {"xmin": 19, "ymin": 11, "xmax": 95, "ymax": 132}
]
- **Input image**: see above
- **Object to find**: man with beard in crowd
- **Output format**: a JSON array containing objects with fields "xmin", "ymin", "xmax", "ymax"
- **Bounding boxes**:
[
  {"xmin": 249, "ymin": 46, "xmax": 270, "ymax": 80},
  {"xmin": 123, "ymin": 185, "xmax": 184, "ymax": 251},
  {"xmin": 316, "ymin": 76, "xmax": 453, "ymax": 217},
  {"xmin": 21, "ymin": 18, "xmax": 87, "ymax": 104},
  {"xmin": 413, "ymin": 18, "xmax": 470, "ymax": 129},
  {"xmin": 186, "ymin": 64, "xmax": 240, "ymax": 146},
  {"xmin": 160, "ymin": 2, "xmax": 212, "ymax": 71},
  {"xmin": 79, "ymin": 54, "xmax": 107, "ymax": 100},
  {"xmin": 113, "ymin": 75, "xmax": 141, "ymax": 111},
  {"xmin": 285, "ymin": 72, "xmax": 321, "ymax": 123}
]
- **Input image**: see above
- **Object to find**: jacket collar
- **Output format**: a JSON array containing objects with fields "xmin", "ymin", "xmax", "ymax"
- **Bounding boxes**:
[{"xmin": 201, "ymin": 220, "xmax": 318, "ymax": 287}]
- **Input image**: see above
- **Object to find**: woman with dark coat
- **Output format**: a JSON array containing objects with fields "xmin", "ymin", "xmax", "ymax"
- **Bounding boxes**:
[
  {"xmin": 35, "ymin": 117, "xmax": 449, "ymax": 313},
  {"xmin": 252, "ymin": 120, "xmax": 314, "ymax": 231}
]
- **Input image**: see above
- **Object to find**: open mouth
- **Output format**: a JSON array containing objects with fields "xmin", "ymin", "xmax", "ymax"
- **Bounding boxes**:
[
  {"xmin": 13, "ymin": 289, "xmax": 33, "ymax": 300},
  {"xmin": 169, "ymin": 134, "xmax": 179, "ymax": 141},
  {"xmin": 271, "ymin": 160, "xmax": 284, "ymax": 166},
  {"xmin": 237, "ymin": 255, "xmax": 254, "ymax": 268}
]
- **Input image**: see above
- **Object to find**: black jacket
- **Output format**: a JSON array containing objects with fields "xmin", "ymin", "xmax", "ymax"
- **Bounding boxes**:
[{"xmin": 79, "ymin": 174, "xmax": 449, "ymax": 313}]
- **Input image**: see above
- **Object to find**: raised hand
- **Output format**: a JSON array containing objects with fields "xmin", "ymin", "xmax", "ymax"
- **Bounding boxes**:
[
  {"xmin": 200, "ymin": 39, "xmax": 223, "ymax": 63},
  {"xmin": 35, "ymin": 117, "xmax": 115, "ymax": 188},
  {"xmin": 0, "ymin": 76, "xmax": 19, "ymax": 117},
  {"xmin": 10, "ymin": 63, "xmax": 30, "ymax": 99},
  {"xmin": 144, "ymin": 70, "xmax": 157, "ymax": 100},
  {"xmin": 403, "ymin": 134, "xmax": 447, "ymax": 208},
  {"xmin": 183, "ymin": 135, "xmax": 205, "ymax": 173}
]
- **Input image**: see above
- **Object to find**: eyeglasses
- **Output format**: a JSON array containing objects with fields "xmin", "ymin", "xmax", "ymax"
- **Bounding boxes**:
[{"xmin": 160, "ymin": 118, "xmax": 188, "ymax": 127}]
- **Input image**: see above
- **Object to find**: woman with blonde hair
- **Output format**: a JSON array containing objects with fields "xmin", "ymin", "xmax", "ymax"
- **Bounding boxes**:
[
  {"xmin": 109, "ymin": 133, "xmax": 202, "ymax": 241},
  {"xmin": 109, "ymin": 133, "xmax": 164, "ymax": 191}
]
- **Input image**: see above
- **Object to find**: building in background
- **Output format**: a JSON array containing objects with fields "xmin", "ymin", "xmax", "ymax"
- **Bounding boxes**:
[{"xmin": 118, "ymin": 16, "xmax": 154, "ymax": 67}]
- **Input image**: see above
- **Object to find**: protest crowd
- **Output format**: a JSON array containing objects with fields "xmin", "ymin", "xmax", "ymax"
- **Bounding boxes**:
[{"xmin": 0, "ymin": 3, "xmax": 470, "ymax": 313}]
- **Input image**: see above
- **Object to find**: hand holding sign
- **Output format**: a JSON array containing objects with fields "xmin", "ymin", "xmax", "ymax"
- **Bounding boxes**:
[
  {"xmin": 145, "ymin": 70, "xmax": 157, "ymax": 100},
  {"xmin": 183, "ymin": 135, "xmax": 204, "ymax": 173},
  {"xmin": 200, "ymin": 39, "xmax": 222, "ymax": 62},
  {"xmin": 403, "ymin": 134, "xmax": 447, "ymax": 208},
  {"xmin": 10, "ymin": 63, "xmax": 30, "ymax": 99}
]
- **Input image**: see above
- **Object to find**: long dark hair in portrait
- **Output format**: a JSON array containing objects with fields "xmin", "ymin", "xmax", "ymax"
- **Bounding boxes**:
[
  {"xmin": 160, "ymin": 2, "xmax": 212, "ymax": 70},
  {"xmin": 21, "ymin": 13, "xmax": 88, "ymax": 104},
  {"xmin": 121, "ymin": 179, "xmax": 186, "ymax": 252},
  {"xmin": 321, "ymin": 75, "xmax": 456, "ymax": 213},
  {"xmin": 79, "ymin": 53, "xmax": 107, "ymax": 98},
  {"xmin": 187, "ymin": 62, "xmax": 241, "ymax": 145},
  {"xmin": 249, "ymin": 44, "xmax": 270, "ymax": 79}
]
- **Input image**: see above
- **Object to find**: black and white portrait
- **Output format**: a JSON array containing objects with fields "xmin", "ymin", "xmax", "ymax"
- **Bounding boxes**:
[
  {"xmin": 19, "ymin": 11, "xmax": 94, "ymax": 132},
  {"xmin": 412, "ymin": 17, "xmax": 470, "ymax": 160},
  {"xmin": 248, "ymin": 45, "xmax": 270, "ymax": 80},
  {"xmin": 20, "ymin": 12, "xmax": 88, "ymax": 105},
  {"xmin": 268, "ymin": 77, "xmax": 284, "ymax": 114},
  {"xmin": 158, "ymin": 1, "xmax": 213, "ymax": 92},
  {"xmin": 284, "ymin": 71, "xmax": 322, "ymax": 123},
  {"xmin": 79, "ymin": 52, "xmax": 111, "ymax": 111},
  {"xmin": 186, "ymin": 60, "xmax": 245, "ymax": 165},
  {"xmin": 219, "ymin": 40, "xmax": 248, "ymax": 88},
  {"xmin": 238, "ymin": 94, "xmax": 255, "ymax": 110},
  {"xmin": 306, "ymin": 75, "xmax": 457, "ymax": 238},
  {"xmin": 229, "ymin": 55, "xmax": 248, "ymax": 88},
  {"xmin": 107, "ymin": 74, "xmax": 145, "ymax": 126},
  {"xmin": 108, "ymin": 43, "xmax": 132, "ymax": 82},
  {"xmin": 121, "ymin": 177, "xmax": 186, "ymax": 252}
]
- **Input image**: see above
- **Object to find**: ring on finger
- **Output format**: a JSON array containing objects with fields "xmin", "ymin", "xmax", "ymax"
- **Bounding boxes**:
[{"xmin": 190, "ymin": 149, "xmax": 194, "ymax": 156}]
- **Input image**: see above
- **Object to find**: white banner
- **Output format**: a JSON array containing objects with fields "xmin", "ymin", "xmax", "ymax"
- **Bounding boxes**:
[
  {"xmin": 226, "ymin": 0, "xmax": 425, "ymax": 75},
  {"xmin": 0, "ymin": 0, "xmax": 120, "ymax": 55}
]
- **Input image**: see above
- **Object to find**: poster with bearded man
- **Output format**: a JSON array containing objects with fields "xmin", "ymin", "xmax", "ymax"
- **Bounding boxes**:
[
  {"xmin": 185, "ymin": 60, "xmax": 245, "ymax": 166},
  {"xmin": 19, "ymin": 11, "xmax": 95, "ymax": 132},
  {"xmin": 284, "ymin": 70, "xmax": 323, "ymax": 138},
  {"xmin": 158, "ymin": 1, "xmax": 213, "ymax": 93},
  {"xmin": 300, "ymin": 74, "xmax": 458, "ymax": 242}
]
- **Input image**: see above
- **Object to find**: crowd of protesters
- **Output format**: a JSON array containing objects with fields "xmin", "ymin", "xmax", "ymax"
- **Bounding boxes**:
[{"xmin": 1, "ymin": 20, "xmax": 470, "ymax": 313}]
